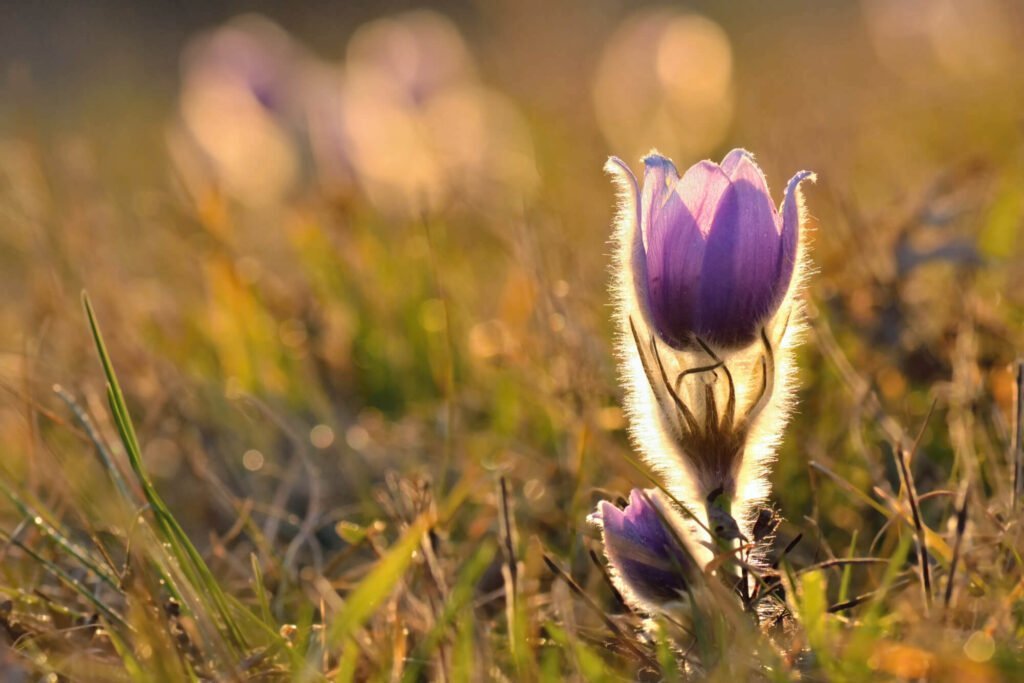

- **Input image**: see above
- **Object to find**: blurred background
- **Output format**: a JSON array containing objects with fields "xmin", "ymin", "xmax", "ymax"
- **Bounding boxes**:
[{"xmin": 2, "ymin": 0, "xmax": 1024, "ymax": 615}]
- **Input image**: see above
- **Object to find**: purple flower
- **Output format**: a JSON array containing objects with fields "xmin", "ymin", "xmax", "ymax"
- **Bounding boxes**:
[
  {"xmin": 591, "ymin": 489, "xmax": 692, "ymax": 608},
  {"xmin": 182, "ymin": 17, "xmax": 301, "ymax": 117},
  {"xmin": 638, "ymin": 149, "xmax": 813, "ymax": 347}
]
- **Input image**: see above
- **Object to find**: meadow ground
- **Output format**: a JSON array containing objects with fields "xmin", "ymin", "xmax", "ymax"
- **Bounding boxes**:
[{"xmin": 2, "ymin": 2, "xmax": 1024, "ymax": 680}]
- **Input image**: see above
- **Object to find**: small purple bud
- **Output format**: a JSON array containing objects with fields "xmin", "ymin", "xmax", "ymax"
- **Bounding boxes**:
[
  {"xmin": 591, "ymin": 489, "xmax": 692, "ymax": 608},
  {"xmin": 641, "ymin": 149, "xmax": 813, "ymax": 347}
]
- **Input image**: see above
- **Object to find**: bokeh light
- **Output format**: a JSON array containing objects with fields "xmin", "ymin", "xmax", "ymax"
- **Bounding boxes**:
[
  {"xmin": 593, "ymin": 10, "xmax": 734, "ymax": 164},
  {"xmin": 862, "ymin": 0, "xmax": 1014, "ymax": 82}
]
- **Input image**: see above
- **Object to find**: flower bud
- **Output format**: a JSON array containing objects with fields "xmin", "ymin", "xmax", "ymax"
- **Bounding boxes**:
[{"xmin": 589, "ymin": 489, "xmax": 694, "ymax": 612}]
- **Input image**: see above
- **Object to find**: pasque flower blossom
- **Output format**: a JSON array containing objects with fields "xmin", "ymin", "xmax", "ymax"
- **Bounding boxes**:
[
  {"xmin": 590, "ymin": 489, "xmax": 693, "ymax": 612},
  {"xmin": 606, "ymin": 149, "xmax": 814, "ymax": 553},
  {"xmin": 640, "ymin": 149, "xmax": 812, "ymax": 348}
]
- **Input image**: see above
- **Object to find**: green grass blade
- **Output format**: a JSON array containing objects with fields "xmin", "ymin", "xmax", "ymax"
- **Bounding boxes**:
[
  {"xmin": 401, "ymin": 540, "xmax": 495, "ymax": 682},
  {"xmin": 327, "ymin": 512, "xmax": 432, "ymax": 649},
  {"xmin": 0, "ymin": 478, "xmax": 121, "ymax": 590},
  {"xmin": 83, "ymin": 292, "xmax": 248, "ymax": 652},
  {"xmin": 839, "ymin": 530, "xmax": 858, "ymax": 604},
  {"xmin": 0, "ymin": 527, "xmax": 127, "ymax": 628},
  {"xmin": 251, "ymin": 552, "xmax": 274, "ymax": 625}
]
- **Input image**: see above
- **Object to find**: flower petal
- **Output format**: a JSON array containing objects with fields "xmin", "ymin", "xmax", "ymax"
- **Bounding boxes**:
[
  {"xmin": 645, "ymin": 162, "xmax": 731, "ymax": 345},
  {"xmin": 719, "ymin": 148, "xmax": 756, "ymax": 179},
  {"xmin": 674, "ymin": 160, "xmax": 733, "ymax": 237},
  {"xmin": 646, "ymin": 198, "xmax": 701, "ymax": 346},
  {"xmin": 694, "ymin": 154, "xmax": 784, "ymax": 344},
  {"xmin": 774, "ymin": 170, "xmax": 815, "ymax": 303},
  {"xmin": 605, "ymin": 155, "xmax": 642, "ymax": 239},
  {"xmin": 639, "ymin": 153, "xmax": 680, "ymax": 251}
]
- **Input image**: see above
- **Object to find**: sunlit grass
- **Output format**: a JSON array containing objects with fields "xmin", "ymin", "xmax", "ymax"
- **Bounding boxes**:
[{"xmin": 3, "ymin": 4, "xmax": 1024, "ymax": 680}]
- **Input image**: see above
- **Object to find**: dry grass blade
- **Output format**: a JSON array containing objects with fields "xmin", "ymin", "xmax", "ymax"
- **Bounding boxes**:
[
  {"xmin": 1013, "ymin": 360, "xmax": 1023, "ymax": 509},
  {"xmin": 944, "ymin": 483, "xmax": 969, "ymax": 610},
  {"xmin": 806, "ymin": 303, "xmax": 909, "ymax": 449},
  {"xmin": 809, "ymin": 461, "xmax": 891, "ymax": 519},
  {"xmin": 542, "ymin": 554, "xmax": 659, "ymax": 670},
  {"xmin": 52, "ymin": 384, "xmax": 135, "ymax": 502},
  {"xmin": 498, "ymin": 476, "xmax": 520, "ymax": 667},
  {"xmin": 796, "ymin": 557, "xmax": 892, "ymax": 574},
  {"xmin": 827, "ymin": 577, "xmax": 915, "ymax": 613},
  {"xmin": 588, "ymin": 548, "xmax": 626, "ymax": 608},
  {"xmin": 894, "ymin": 446, "xmax": 932, "ymax": 611},
  {"xmin": 499, "ymin": 477, "xmax": 518, "ymax": 597},
  {"xmin": 770, "ymin": 533, "xmax": 803, "ymax": 571}
]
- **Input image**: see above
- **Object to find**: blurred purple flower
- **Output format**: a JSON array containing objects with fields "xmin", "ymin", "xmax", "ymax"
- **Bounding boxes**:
[
  {"xmin": 591, "ymin": 489, "xmax": 692, "ymax": 609},
  {"xmin": 345, "ymin": 10, "xmax": 473, "ymax": 108},
  {"xmin": 182, "ymin": 17, "xmax": 302, "ymax": 118},
  {"xmin": 638, "ymin": 149, "xmax": 813, "ymax": 347}
]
